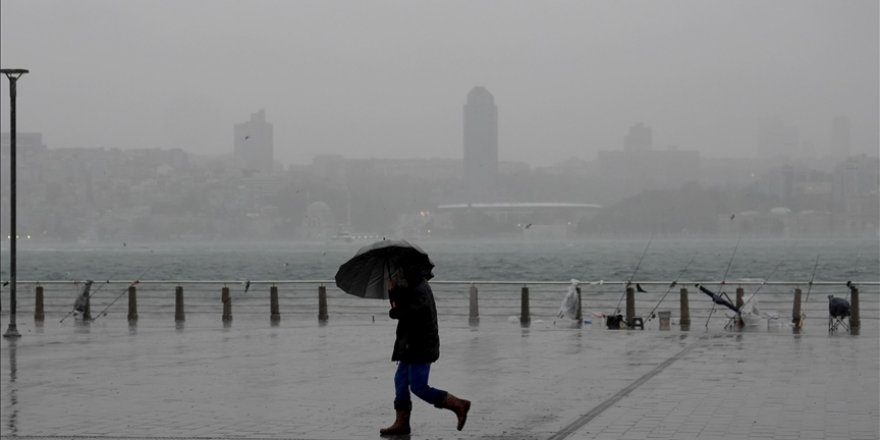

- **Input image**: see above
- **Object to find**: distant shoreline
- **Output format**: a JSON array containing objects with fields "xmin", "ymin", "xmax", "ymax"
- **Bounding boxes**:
[{"xmin": 1, "ymin": 234, "xmax": 877, "ymax": 251}]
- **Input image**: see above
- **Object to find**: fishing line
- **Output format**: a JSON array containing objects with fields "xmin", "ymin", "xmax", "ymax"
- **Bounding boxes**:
[
  {"xmin": 644, "ymin": 255, "xmax": 696, "ymax": 323},
  {"xmin": 803, "ymin": 255, "xmax": 820, "ymax": 303},
  {"xmin": 59, "ymin": 244, "xmax": 156, "ymax": 323},
  {"xmin": 613, "ymin": 233, "xmax": 654, "ymax": 315},
  {"xmin": 59, "ymin": 275, "xmax": 117, "ymax": 323},
  {"xmin": 796, "ymin": 255, "xmax": 821, "ymax": 329},
  {"xmin": 722, "ymin": 258, "xmax": 784, "ymax": 330},
  {"xmin": 90, "ymin": 279, "xmax": 142, "ymax": 322},
  {"xmin": 704, "ymin": 235, "xmax": 741, "ymax": 328},
  {"xmin": 91, "ymin": 263, "xmax": 158, "ymax": 322}
]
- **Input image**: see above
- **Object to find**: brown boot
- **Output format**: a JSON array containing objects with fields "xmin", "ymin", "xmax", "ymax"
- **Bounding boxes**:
[
  {"xmin": 438, "ymin": 393, "xmax": 471, "ymax": 431},
  {"xmin": 380, "ymin": 401, "xmax": 411, "ymax": 436}
]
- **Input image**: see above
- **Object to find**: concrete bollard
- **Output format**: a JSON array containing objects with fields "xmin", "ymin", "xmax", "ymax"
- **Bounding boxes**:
[
  {"xmin": 468, "ymin": 285, "xmax": 479, "ymax": 322},
  {"xmin": 792, "ymin": 288, "xmax": 802, "ymax": 328},
  {"xmin": 520, "ymin": 286, "xmax": 530, "ymax": 326},
  {"xmin": 270, "ymin": 286, "xmax": 280, "ymax": 323},
  {"xmin": 34, "ymin": 285, "xmax": 45, "ymax": 322},
  {"xmin": 127, "ymin": 285, "xmax": 138, "ymax": 322},
  {"xmin": 625, "ymin": 286, "xmax": 635, "ymax": 326},
  {"xmin": 680, "ymin": 288, "xmax": 690, "ymax": 330},
  {"xmin": 849, "ymin": 284, "xmax": 860, "ymax": 334},
  {"xmin": 318, "ymin": 285, "xmax": 328, "ymax": 322},
  {"xmin": 222, "ymin": 287, "xmax": 232, "ymax": 322},
  {"xmin": 175, "ymin": 286, "xmax": 185, "ymax": 322}
]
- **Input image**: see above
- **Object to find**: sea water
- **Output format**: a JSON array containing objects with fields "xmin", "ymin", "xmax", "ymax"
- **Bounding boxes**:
[{"xmin": 2, "ymin": 237, "xmax": 877, "ymax": 282}]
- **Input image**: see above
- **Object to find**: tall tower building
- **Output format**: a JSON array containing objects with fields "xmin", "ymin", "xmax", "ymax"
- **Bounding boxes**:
[
  {"xmin": 831, "ymin": 115, "xmax": 851, "ymax": 159},
  {"xmin": 463, "ymin": 87, "xmax": 498, "ymax": 200},
  {"xmin": 234, "ymin": 109, "xmax": 274, "ymax": 173}
]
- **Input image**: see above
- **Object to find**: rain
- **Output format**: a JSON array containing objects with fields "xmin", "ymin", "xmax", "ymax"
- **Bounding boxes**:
[{"xmin": 1, "ymin": 1, "xmax": 878, "ymax": 439}]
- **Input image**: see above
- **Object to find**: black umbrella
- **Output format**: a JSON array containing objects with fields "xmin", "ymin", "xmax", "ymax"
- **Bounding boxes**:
[
  {"xmin": 696, "ymin": 284, "xmax": 739, "ymax": 314},
  {"xmin": 335, "ymin": 239, "xmax": 434, "ymax": 299},
  {"xmin": 828, "ymin": 295, "xmax": 850, "ymax": 318}
]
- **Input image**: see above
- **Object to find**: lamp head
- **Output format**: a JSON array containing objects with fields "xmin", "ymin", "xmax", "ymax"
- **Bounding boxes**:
[{"xmin": 0, "ymin": 69, "xmax": 30, "ymax": 79}]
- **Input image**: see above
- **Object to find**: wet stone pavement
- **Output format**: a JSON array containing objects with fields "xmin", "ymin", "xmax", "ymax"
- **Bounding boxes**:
[{"xmin": 1, "ymin": 316, "xmax": 878, "ymax": 440}]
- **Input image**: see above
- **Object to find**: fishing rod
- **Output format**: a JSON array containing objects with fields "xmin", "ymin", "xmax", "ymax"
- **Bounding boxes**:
[
  {"xmin": 797, "ymin": 255, "xmax": 821, "ymax": 329},
  {"xmin": 613, "ymin": 234, "xmax": 654, "ymax": 315},
  {"xmin": 722, "ymin": 258, "xmax": 784, "ymax": 330},
  {"xmin": 644, "ymin": 255, "xmax": 696, "ymax": 324},
  {"xmin": 91, "ymin": 263, "xmax": 157, "ymax": 322},
  {"xmin": 803, "ymin": 255, "xmax": 820, "ymax": 303},
  {"xmin": 90, "ymin": 279, "xmax": 143, "ymax": 322},
  {"xmin": 59, "ymin": 245, "xmax": 154, "ymax": 323},
  {"xmin": 59, "ymin": 277, "xmax": 115, "ymax": 323},
  {"xmin": 704, "ymin": 235, "xmax": 741, "ymax": 328}
]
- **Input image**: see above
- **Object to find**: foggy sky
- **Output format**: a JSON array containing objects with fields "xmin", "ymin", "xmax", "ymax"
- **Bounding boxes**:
[{"xmin": 1, "ymin": 0, "xmax": 877, "ymax": 167}]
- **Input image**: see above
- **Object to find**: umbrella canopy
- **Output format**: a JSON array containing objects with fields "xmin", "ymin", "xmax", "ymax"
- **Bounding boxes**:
[
  {"xmin": 696, "ymin": 284, "xmax": 740, "ymax": 313},
  {"xmin": 335, "ymin": 239, "xmax": 434, "ymax": 299},
  {"xmin": 828, "ymin": 295, "xmax": 850, "ymax": 318}
]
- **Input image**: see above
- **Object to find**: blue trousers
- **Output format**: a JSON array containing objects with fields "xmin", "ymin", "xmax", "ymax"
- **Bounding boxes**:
[{"xmin": 394, "ymin": 362, "xmax": 447, "ymax": 407}]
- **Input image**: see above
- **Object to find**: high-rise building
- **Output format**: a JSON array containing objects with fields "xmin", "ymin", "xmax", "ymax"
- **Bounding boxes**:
[
  {"xmin": 623, "ymin": 122, "xmax": 652, "ymax": 152},
  {"xmin": 597, "ymin": 123, "xmax": 699, "ymax": 199},
  {"xmin": 234, "ymin": 109, "xmax": 274, "ymax": 173},
  {"xmin": 831, "ymin": 115, "xmax": 851, "ymax": 159},
  {"xmin": 463, "ymin": 87, "xmax": 498, "ymax": 200}
]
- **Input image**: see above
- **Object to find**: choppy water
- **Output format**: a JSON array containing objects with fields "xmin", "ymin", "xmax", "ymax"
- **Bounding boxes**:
[{"xmin": 2, "ymin": 237, "xmax": 878, "ymax": 282}]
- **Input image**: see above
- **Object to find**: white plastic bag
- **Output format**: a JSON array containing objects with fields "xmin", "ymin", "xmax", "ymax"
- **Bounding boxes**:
[{"xmin": 557, "ymin": 279, "xmax": 580, "ymax": 319}]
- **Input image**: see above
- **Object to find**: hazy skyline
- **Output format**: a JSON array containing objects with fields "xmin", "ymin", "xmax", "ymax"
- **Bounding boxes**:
[{"xmin": 1, "ymin": 0, "xmax": 877, "ymax": 167}]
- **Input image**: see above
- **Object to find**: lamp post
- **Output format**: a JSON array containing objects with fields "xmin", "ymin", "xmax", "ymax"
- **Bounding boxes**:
[{"xmin": 2, "ymin": 68, "xmax": 28, "ymax": 339}]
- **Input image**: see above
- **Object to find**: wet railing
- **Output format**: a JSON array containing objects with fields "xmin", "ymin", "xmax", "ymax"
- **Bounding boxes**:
[{"xmin": 1, "ymin": 279, "xmax": 877, "ymax": 333}]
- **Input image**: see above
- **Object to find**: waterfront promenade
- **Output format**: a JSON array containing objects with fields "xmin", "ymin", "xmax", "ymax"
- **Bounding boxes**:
[{"xmin": 1, "ymin": 312, "xmax": 878, "ymax": 440}]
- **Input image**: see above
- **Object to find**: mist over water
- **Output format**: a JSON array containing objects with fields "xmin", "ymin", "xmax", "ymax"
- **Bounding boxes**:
[
  {"xmin": 0, "ymin": 2, "xmax": 877, "ymax": 288},
  {"xmin": 3, "ymin": 238, "xmax": 877, "ymax": 282}
]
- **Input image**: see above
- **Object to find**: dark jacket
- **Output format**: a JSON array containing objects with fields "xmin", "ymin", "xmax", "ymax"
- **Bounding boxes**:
[{"xmin": 388, "ymin": 279, "xmax": 440, "ymax": 363}]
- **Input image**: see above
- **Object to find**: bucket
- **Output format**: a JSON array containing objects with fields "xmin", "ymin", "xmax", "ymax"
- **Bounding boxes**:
[{"xmin": 658, "ymin": 311, "xmax": 672, "ymax": 330}]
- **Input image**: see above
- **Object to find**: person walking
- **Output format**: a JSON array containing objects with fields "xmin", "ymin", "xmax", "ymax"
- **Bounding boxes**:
[{"xmin": 380, "ymin": 265, "xmax": 471, "ymax": 436}]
